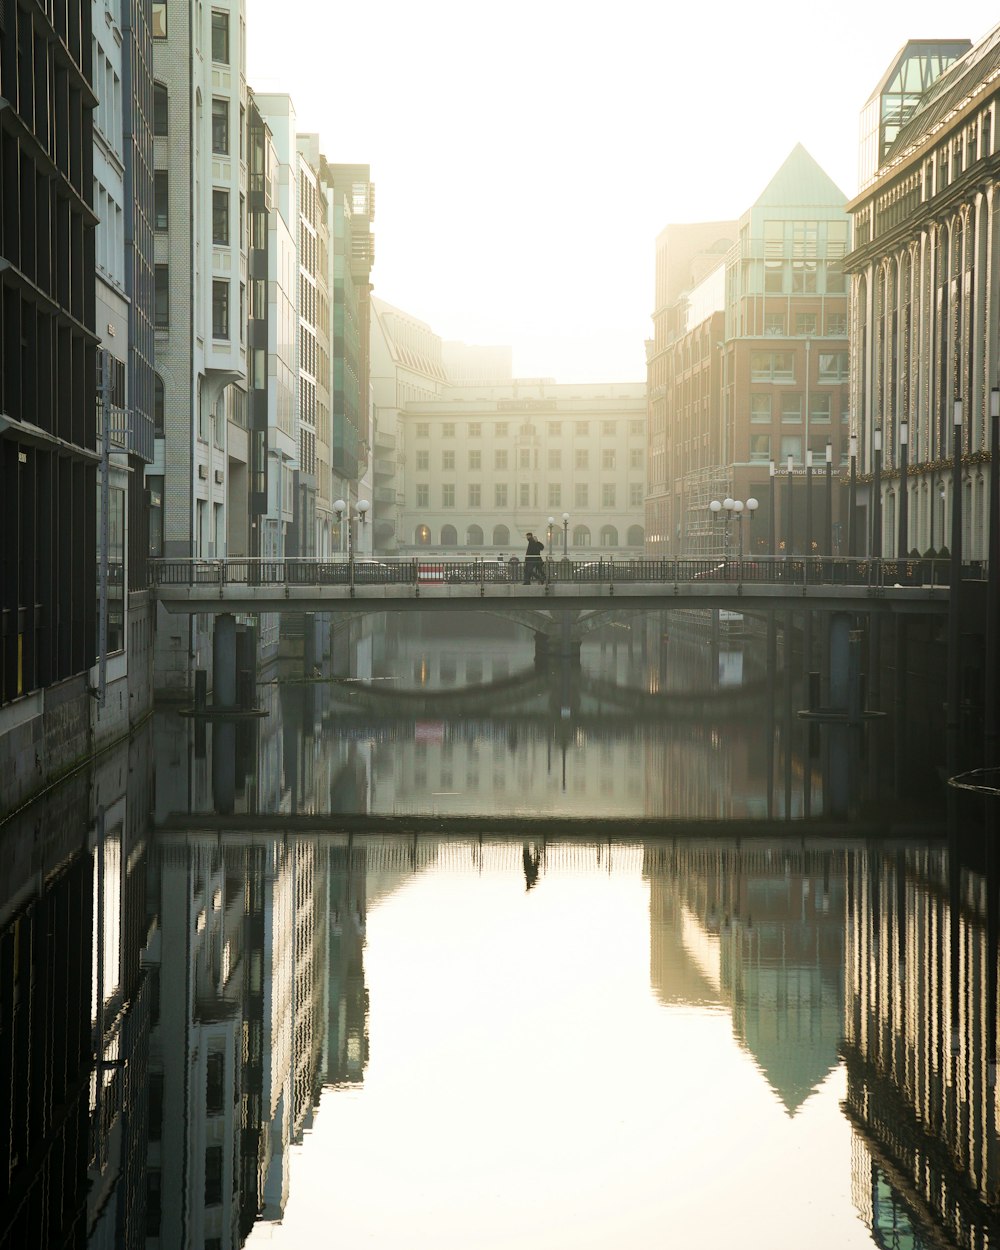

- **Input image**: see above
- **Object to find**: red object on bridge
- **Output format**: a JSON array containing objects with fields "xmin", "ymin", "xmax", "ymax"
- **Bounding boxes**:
[{"xmin": 418, "ymin": 564, "xmax": 445, "ymax": 584}]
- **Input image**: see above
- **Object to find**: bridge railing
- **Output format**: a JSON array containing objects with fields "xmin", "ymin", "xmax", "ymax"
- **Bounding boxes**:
[{"xmin": 149, "ymin": 555, "xmax": 959, "ymax": 590}]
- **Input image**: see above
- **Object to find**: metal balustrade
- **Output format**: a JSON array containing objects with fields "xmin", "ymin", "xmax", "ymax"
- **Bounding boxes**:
[{"xmin": 149, "ymin": 554, "xmax": 960, "ymax": 591}]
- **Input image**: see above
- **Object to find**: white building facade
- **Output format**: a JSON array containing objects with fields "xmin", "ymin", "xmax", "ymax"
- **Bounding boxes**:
[
  {"xmin": 846, "ymin": 30, "xmax": 1000, "ymax": 560},
  {"xmin": 397, "ymin": 383, "xmax": 648, "ymax": 557},
  {"xmin": 149, "ymin": 0, "xmax": 250, "ymax": 692}
]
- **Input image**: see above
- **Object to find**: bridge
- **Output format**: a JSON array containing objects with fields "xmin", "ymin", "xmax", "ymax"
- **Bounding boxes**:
[{"xmin": 150, "ymin": 555, "xmax": 953, "ymax": 617}]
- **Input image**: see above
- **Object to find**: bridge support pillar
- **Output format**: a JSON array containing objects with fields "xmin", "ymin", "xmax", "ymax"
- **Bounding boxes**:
[
  {"xmin": 559, "ymin": 612, "xmax": 580, "ymax": 663},
  {"xmin": 213, "ymin": 613, "xmax": 237, "ymax": 709},
  {"xmin": 212, "ymin": 719, "xmax": 236, "ymax": 815},
  {"xmin": 536, "ymin": 619, "xmax": 580, "ymax": 665},
  {"xmin": 826, "ymin": 610, "xmax": 862, "ymax": 820},
  {"xmin": 828, "ymin": 611, "xmax": 858, "ymax": 717}
]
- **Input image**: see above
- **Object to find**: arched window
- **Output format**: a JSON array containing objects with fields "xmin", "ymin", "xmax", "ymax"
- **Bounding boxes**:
[
  {"xmin": 440, "ymin": 524, "xmax": 458, "ymax": 547},
  {"xmin": 492, "ymin": 524, "xmax": 510, "ymax": 546},
  {"xmin": 573, "ymin": 525, "xmax": 591, "ymax": 548},
  {"xmin": 153, "ymin": 373, "xmax": 165, "ymax": 436},
  {"xmin": 466, "ymin": 524, "xmax": 484, "ymax": 546},
  {"xmin": 600, "ymin": 525, "xmax": 618, "ymax": 548},
  {"xmin": 415, "ymin": 524, "xmax": 431, "ymax": 546},
  {"xmin": 627, "ymin": 525, "xmax": 644, "ymax": 547}
]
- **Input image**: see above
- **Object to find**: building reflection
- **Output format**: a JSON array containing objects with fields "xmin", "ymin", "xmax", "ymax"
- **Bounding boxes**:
[
  {"xmin": 142, "ymin": 830, "xmax": 373, "ymax": 1243},
  {"xmin": 643, "ymin": 841, "xmax": 846, "ymax": 1111},
  {"xmin": 148, "ymin": 602, "xmax": 957, "ymax": 829},
  {"xmin": 842, "ymin": 844, "xmax": 1000, "ymax": 1248},
  {"xmin": 0, "ymin": 726, "xmax": 152, "ymax": 1250}
]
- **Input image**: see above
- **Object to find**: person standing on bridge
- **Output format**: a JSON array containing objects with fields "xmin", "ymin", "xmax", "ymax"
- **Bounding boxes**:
[{"xmin": 523, "ymin": 532, "xmax": 546, "ymax": 585}]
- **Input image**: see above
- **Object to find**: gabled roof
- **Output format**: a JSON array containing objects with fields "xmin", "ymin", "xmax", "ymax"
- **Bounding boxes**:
[{"xmin": 752, "ymin": 144, "xmax": 848, "ymax": 211}]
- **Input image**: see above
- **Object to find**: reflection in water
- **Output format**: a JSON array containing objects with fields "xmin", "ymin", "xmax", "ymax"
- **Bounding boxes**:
[
  {"xmin": 0, "ymin": 727, "xmax": 152, "ymax": 1250},
  {"xmin": 1, "ymin": 613, "xmax": 994, "ymax": 1248},
  {"xmin": 154, "ymin": 619, "xmax": 923, "ymax": 825},
  {"xmin": 1, "ymin": 750, "xmax": 998, "ymax": 1247},
  {"xmin": 645, "ymin": 842, "xmax": 846, "ymax": 1111},
  {"xmin": 843, "ymin": 846, "xmax": 1000, "ymax": 1248},
  {"xmin": 153, "ymin": 608, "xmax": 946, "ymax": 826}
]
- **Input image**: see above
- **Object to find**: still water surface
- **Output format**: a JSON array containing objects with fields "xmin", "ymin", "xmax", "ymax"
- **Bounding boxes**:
[
  {"xmin": 2, "ymin": 611, "xmax": 993, "ymax": 1248},
  {"xmin": 245, "ymin": 839, "xmax": 867, "ymax": 1250}
]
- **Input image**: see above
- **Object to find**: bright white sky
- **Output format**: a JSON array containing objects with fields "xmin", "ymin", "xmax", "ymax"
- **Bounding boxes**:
[{"xmin": 246, "ymin": 0, "xmax": 996, "ymax": 383}]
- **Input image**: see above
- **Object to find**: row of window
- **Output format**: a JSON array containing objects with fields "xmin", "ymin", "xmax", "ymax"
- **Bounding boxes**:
[
  {"xmin": 151, "ymin": 82, "xmax": 234, "ymax": 157},
  {"xmin": 154, "ymin": 178, "xmax": 235, "ymax": 248},
  {"xmin": 749, "ymin": 351, "xmax": 849, "ymax": 381},
  {"xmin": 748, "ymin": 435, "xmax": 849, "ymax": 464},
  {"xmin": 154, "ymin": 266, "xmax": 233, "ymax": 338},
  {"xmin": 414, "ymin": 483, "xmax": 643, "ymax": 509},
  {"xmin": 153, "ymin": 3, "xmax": 230, "ymax": 65},
  {"xmin": 412, "ymin": 419, "xmax": 645, "ymax": 438},
  {"xmin": 411, "ymin": 524, "xmax": 645, "ymax": 548},
  {"xmin": 762, "ymin": 312, "xmax": 847, "ymax": 336},
  {"xmin": 750, "ymin": 393, "xmax": 847, "ymax": 422},
  {"xmin": 761, "ymin": 218, "xmax": 849, "ymax": 258},
  {"xmin": 760, "ymin": 259, "xmax": 846, "ymax": 295},
  {"xmin": 415, "ymin": 448, "xmax": 644, "ymax": 471}
]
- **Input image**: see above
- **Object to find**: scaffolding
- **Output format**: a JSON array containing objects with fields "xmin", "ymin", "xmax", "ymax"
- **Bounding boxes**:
[{"xmin": 681, "ymin": 464, "xmax": 732, "ymax": 556}]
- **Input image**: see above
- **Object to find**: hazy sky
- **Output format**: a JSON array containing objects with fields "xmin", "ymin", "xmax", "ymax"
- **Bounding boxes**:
[{"xmin": 246, "ymin": 1, "xmax": 996, "ymax": 383}]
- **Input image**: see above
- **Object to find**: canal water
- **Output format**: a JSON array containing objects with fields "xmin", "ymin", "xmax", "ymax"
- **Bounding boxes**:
[{"xmin": 2, "ymin": 609, "xmax": 996, "ymax": 1249}]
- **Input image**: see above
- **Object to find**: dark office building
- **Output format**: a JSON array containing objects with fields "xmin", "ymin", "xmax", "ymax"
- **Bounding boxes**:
[
  {"xmin": 247, "ymin": 96, "xmax": 273, "ymax": 559},
  {"xmin": 122, "ymin": 0, "xmax": 157, "ymax": 581},
  {"xmin": 0, "ymin": 0, "xmax": 98, "ymax": 815},
  {"xmin": 0, "ymin": 775, "xmax": 94, "ymax": 1250},
  {"xmin": 326, "ymin": 163, "xmax": 375, "ymax": 481}
]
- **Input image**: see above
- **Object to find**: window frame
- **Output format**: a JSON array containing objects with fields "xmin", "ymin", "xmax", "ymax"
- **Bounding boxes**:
[
  {"xmin": 212, "ymin": 278, "xmax": 229, "ymax": 339},
  {"xmin": 154, "ymin": 169, "xmax": 168, "ymax": 231},
  {"xmin": 212, "ymin": 188, "xmax": 229, "ymax": 246},
  {"xmin": 154, "ymin": 264, "xmax": 169, "ymax": 328},
  {"xmin": 210, "ymin": 9, "xmax": 229, "ymax": 64},
  {"xmin": 211, "ymin": 97, "xmax": 229, "ymax": 155},
  {"xmin": 153, "ymin": 82, "xmax": 168, "ymax": 135}
]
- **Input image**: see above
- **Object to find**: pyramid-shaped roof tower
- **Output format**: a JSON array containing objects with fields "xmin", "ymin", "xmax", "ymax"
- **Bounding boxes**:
[{"xmin": 751, "ymin": 143, "xmax": 849, "ymax": 212}]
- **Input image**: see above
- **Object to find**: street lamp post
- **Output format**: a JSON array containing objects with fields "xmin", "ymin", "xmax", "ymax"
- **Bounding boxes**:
[
  {"xmin": 825, "ymin": 439, "xmax": 833, "ymax": 557},
  {"xmin": 562, "ymin": 512, "xmax": 570, "ymax": 557},
  {"xmin": 768, "ymin": 460, "xmax": 776, "ymax": 557},
  {"xmin": 806, "ymin": 449, "xmax": 814, "ymax": 560},
  {"xmin": 333, "ymin": 497, "xmax": 370, "ymax": 593},
  {"xmin": 898, "ymin": 420, "xmax": 909, "ymax": 559},
  {"xmin": 709, "ymin": 496, "xmax": 759, "ymax": 568},
  {"xmin": 872, "ymin": 427, "xmax": 883, "ymax": 558},
  {"xmin": 547, "ymin": 515, "xmax": 555, "ymax": 579},
  {"xmin": 848, "ymin": 433, "xmax": 858, "ymax": 557},
  {"xmin": 786, "ymin": 453, "xmax": 794, "ymax": 557}
]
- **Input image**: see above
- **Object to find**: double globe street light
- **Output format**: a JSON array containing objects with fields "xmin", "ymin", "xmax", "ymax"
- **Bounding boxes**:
[
  {"xmin": 333, "ymin": 497, "xmax": 370, "ymax": 588},
  {"xmin": 709, "ymin": 496, "xmax": 759, "ymax": 561},
  {"xmin": 547, "ymin": 512, "xmax": 571, "ymax": 555}
]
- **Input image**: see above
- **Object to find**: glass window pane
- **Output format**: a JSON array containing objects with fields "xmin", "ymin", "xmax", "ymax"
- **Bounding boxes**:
[
  {"xmin": 211, "ymin": 99, "xmax": 229, "ymax": 154},
  {"xmin": 210, "ymin": 10, "xmax": 229, "ymax": 63}
]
